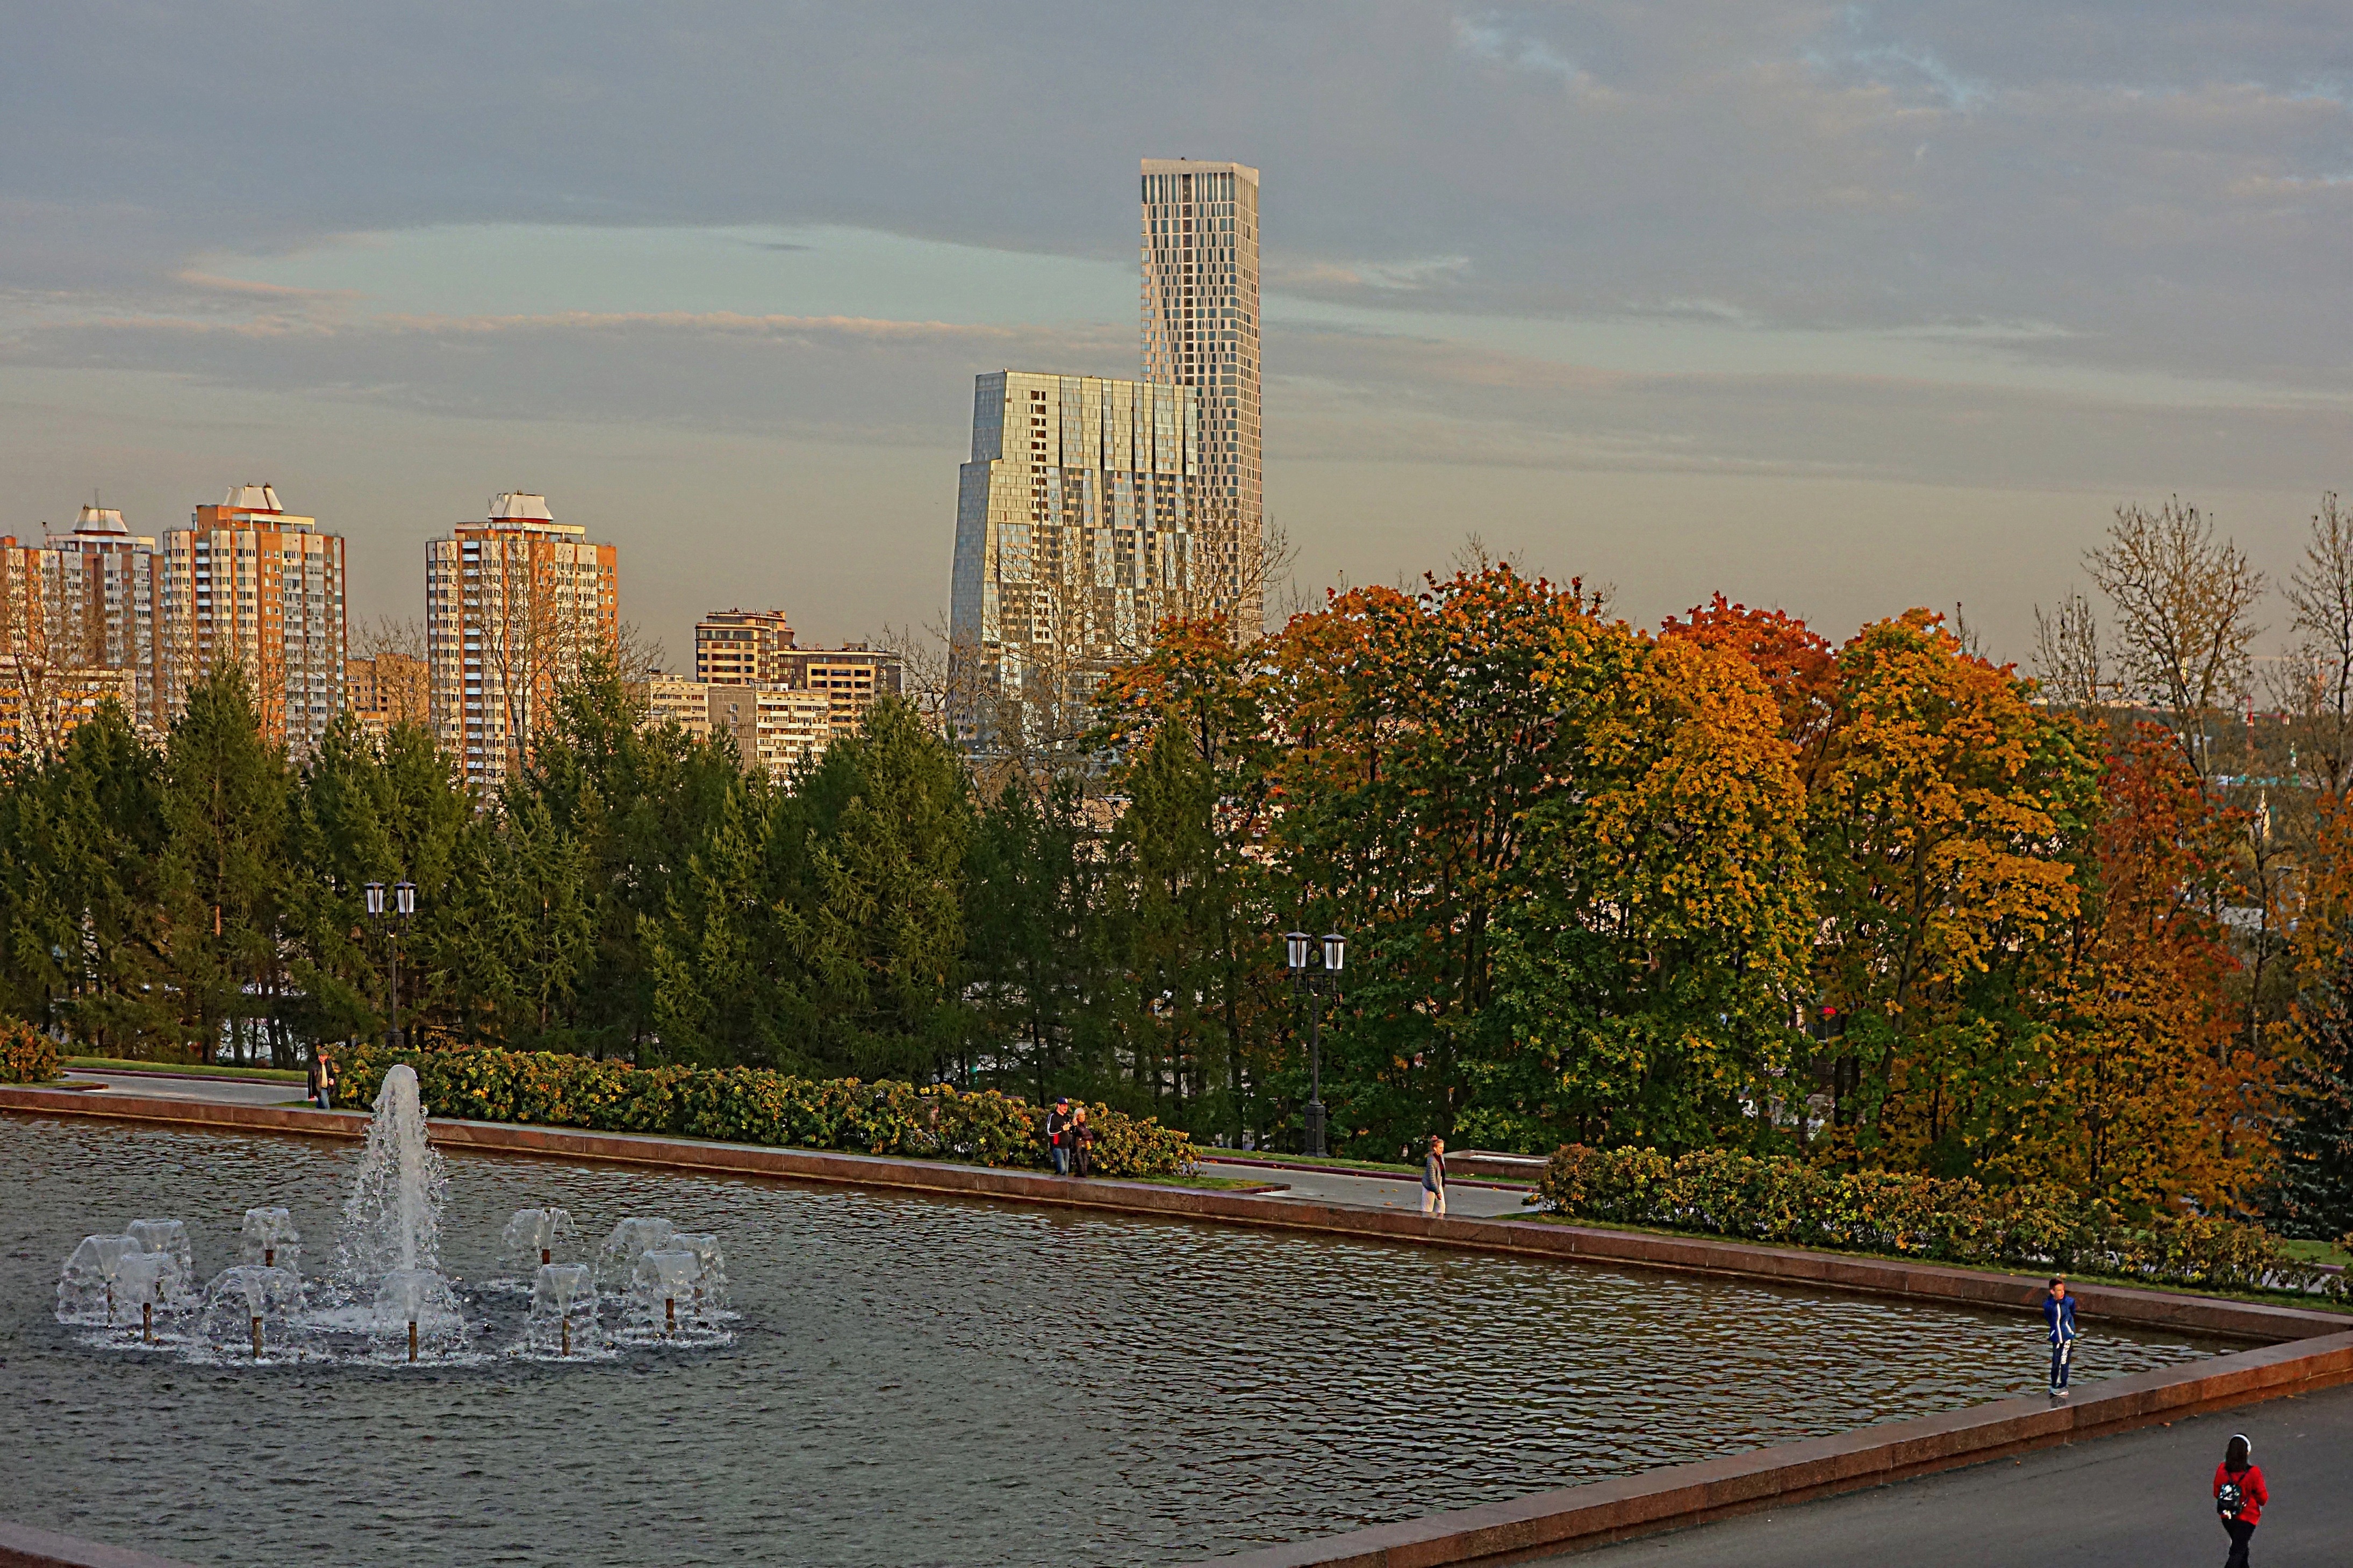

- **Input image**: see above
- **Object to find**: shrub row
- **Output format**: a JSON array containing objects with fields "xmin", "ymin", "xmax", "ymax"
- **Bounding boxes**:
[
  {"xmin": 0, "ymin": 1019, "xmax": 61, "ymax": 1084},
  {"xmin": 334, "ymin": 1044, "xmax": 1197, "ymax": 1179},
  {"xmin": 1539, "ymin": 1144, "xmax": 2348, "ymax": 1300}
]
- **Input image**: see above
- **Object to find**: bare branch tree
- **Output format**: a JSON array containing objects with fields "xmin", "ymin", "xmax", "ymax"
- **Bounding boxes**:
[
  {"xmin": 2032, "ymin": 591, "xmax": 2108, "ymax": 711},
  {"xmin": 2276, "ymin": 492, "xmax": 2353, "ymax": 796},
  {"xmin": 2085, "ymin": 497, "xmax": 2264, "ymax": 782}
]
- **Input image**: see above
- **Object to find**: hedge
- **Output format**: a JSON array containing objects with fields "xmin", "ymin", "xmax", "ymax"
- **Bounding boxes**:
[
  {"xmin": 0, "ymin": 1019, "xmax": 61, "ymax": 1084},
  {"xmin": 1539, "ymin": 1143, "xmax": 2348, "ymax": 1300},
  {"xmin": 331, "ymin": 1044, "xmax": 1198, "ymax": 1179}
]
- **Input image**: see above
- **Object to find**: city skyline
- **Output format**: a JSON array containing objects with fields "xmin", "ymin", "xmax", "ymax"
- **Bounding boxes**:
[{"xmin": 6, "ymin": 6, "xmax": 2352, "ymax": 670}]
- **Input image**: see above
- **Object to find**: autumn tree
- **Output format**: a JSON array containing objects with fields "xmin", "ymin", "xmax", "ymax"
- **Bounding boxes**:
[
  {"xmin": 2020, "ymin": 732, "xmax": 2260, "ymax": 1209},
  {"xmin": 1807, "ymin": 610, "xmax": 2099, "ymax": 1173},
  {"xmin": 2271, "ymin": 789, "xmax": 2353, "ymax": 1235}
]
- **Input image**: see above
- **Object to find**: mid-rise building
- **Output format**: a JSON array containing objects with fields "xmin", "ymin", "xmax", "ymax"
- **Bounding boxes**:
[
  {"xmin": 160, "ymin": 485, "xmax": 347, "ymax": 756},
  {"xmin": 636, "ymin": 675, "xmax": 835, "ymax": 779},
  {"xmin": 769, "ymin": 642, "xmax": 902, "ymax": 732},
  {"xmin": 425, "ymin": 492, "xmax": 620, "ymax": 787},
  {"xmin": 0, "ymin": 504, "xmax": 166, "ymax": 752},
  {"xmin": 1141, "ymin": 158, "xmax": 1262, "ymax": 636},
  {"xmin": 346, "ymin": 652, "xmax": 429, "ymax": 744},
  {"xmin": 695, "ymin": 608, "xmax": 795, "ymax": 685},
  {"xmin": 949, "ymin": 371, "xmax": 1199, "ymax": 734}
]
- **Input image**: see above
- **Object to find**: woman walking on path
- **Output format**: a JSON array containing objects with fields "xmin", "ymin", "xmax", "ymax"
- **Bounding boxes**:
[
  {"xmin": 2043, "ymin": 1276, "xmax": 2077, "ymax": 1396},
  {"xmin": 1422, "ymin": 1137, "xmax": 1446, "ymax": 1215},
  {"xmin": 2214, "ymin": 1433, "xmax": 2266, "ymax": 1567},
  {"xmin": 1070, "ymin": 1105, "xmax": 1094, "ymax": 1178},
  {"xmin": 307, "ymin": 1048, "xmax": 335, "ymax": 1111}
]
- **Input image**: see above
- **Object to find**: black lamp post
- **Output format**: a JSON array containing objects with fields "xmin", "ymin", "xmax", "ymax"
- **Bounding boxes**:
[
  {"xmin": 1286, "ymin": 930, "xmax": 1347, "ymax": 1157},
  {"xmin": 366, "ymin": 881, "xmax": 418, "ymax": 1049}
]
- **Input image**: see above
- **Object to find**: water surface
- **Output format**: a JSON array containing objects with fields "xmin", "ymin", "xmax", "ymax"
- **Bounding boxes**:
[{"xmin": 1, "ymin": 1117, "xmax": 2222, "ymax": 1566}]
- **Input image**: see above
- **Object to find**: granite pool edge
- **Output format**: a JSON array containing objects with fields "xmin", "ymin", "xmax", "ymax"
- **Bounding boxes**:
[
  {"xmin": 0, "ymin": 1520, "xmax": 193, "ymax": 1568},
  {"xmin": 5, "ymin": 1085, "xmax": 2340, "ymax": 1346},
  {"xmin": 1168, "ymin": 1329, "xmax": 2353, "ymax": 1566}
]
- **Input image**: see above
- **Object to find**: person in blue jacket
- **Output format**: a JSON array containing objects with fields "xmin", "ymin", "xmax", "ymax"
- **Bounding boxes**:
[{"xmin": 2043, "ymin": 1276, "xmax": 2078, "ymax": 1397}]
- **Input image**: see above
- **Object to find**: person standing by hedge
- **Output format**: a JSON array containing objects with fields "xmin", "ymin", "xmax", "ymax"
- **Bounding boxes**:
[
  {"xmin": 307, "ymin": 1047, "xmax": 335, "ymax": 1111},
  {"xmin": 2214, "ymin": 1432, "xmax": 2266, "ymax": 1567},
  {"xmin": 2043, "ymin": 1276, "xmax": 2078, "ymax": 1397},
  {"xmin": 1046, "ymin": 1097, "xmax": 1073, "ymax": 1176},
  {"xmin": 1071, "ymin": 1105, "xmax": 1094, "ymax": 1178},
  {"xmin": 1423, "ymin": 1137, "xmax": 1447, "ymax": 1215}
]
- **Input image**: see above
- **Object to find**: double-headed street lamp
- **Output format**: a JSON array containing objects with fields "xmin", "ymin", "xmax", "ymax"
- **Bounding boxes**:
[
  {"xmin": 364, "ymin": 880, "xmax": 418, "ymax": 1049},
  {"xmin": 1285, "ymin": 930, "xmax": 1347, "ymax": 1157}
]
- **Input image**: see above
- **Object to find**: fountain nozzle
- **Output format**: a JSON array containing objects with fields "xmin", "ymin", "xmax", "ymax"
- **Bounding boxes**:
[
  {"xmin": 665, "ymin": 1297, "xmax": 676, "ymax": 1335},
  {"xmin": 250, "ymin": 1314, "xmax": 262, "ymax": 1358},
  {"xmin": 408, "ymin": 1320, "xmax": 419, "ymax": 1363}
]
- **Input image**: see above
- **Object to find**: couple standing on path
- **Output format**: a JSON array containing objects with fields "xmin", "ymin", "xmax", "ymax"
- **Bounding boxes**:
[
  {"xmin": 2044, "ymin": 1276, "xmax": 2272, "ymax": 1566},
  {"xmin": 1045, "ymin": 1097, "xmax": 1094, "ymax": 1177}
]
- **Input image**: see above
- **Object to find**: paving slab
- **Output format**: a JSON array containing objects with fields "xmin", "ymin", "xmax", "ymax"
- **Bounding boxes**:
[{"xmin": 1536, "ymin": 1381, "xmax": 2353, "ymax": 1567}]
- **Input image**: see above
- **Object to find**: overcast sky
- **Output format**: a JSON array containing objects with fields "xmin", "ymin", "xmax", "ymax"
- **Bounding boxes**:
[{"xmin": 5, "ymin": 2, "xmax": 2350, "ymax": 664}]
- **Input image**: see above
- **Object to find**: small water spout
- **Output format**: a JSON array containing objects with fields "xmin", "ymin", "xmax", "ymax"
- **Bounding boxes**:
[
  {"xmin": 57, "ymin": 1235, "xmax": 145, "ymax": 1326},
  {"xmin": 630, "ymin": 1249, "xmax": 704, "ymax": 1340},
  {"xmin": 239, "ymin": 1209, "xmax": 302, "ymax": 1277},
  {"xmin": 370, "ymin": 1267, "xmax": 466, "ymax": 1361},
  {"xmin": 196, "ymin": 1263, "xmax": 302, "ymax": 1359},
  {"xmin": 594, "ymin": 1217, "xmax": 675, "ymax": 1291},
  {"xmin": 528, "ymin": 1262, "xmax": 598, "ymax": 1357},
  {"xmin": 500, "ymin": 1208, "xmax": 579, "ymax": 1278}
]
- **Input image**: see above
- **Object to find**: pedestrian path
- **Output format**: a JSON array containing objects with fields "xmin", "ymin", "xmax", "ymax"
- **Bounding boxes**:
[
  {"xmin": 62, "ymin": 1070, "xmax": 310, "ymax": 1109},
  {"xmin": 1202, "ymin": 1159, "xmax": 1536, "ymax": 1218},
  {"xmin": 1537, "ymin": 1382, "xmax": 2353, "ymax": 1567}
]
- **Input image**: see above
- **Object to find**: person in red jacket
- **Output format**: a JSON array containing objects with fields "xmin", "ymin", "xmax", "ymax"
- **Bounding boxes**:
[{"xmin": 2213, "ymin": 1432, "xmax": 2266, "ymax": 1567}]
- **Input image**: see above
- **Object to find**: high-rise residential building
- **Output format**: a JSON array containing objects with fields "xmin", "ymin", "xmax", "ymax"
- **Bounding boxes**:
[
  {"xmin": 695, "ymin": 608, "xmax": 795, "ymax": 684},
  {"xmin": 949, "ymin": 371, "xmax": 1199, "ymax": 733},
  {"xmin": 346, "ymin": 651, "xmax": 429, "ymax": 744},
  {"xmin": 425, "ymin": 492, "xmax": 620, "ymax": 787},
  {"xmin": 0, "ymin": 504, "xmax": 167, "ymax": 752},
  {"xmin": 1141, "ymin": 158, "xmax": 1261, "ymax": 636},
  {"xmin": 160, "ymin": 485, "xmax": 347, "ymax": 756}
]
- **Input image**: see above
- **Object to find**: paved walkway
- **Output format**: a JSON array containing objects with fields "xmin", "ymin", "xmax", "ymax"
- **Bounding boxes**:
[
  {"xmin": 1202, "ymin": 1159, "xmax": 1536, "ymax": 1218},
  {"xmin": 62, "ymin": 1070, "xmax": 310, "ymax": 1109},
  {"xmin": 1536, "ymin": 1382, "xmax": 2353, "ymax": 1567},
  {"xmin": 53, "ymin": 1075, "xmax": 1537, "ymax": 1220}
]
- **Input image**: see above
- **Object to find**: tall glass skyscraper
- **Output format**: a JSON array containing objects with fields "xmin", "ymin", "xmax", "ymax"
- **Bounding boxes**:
[{"xmin": 1140, "ymin": 159, "xmax": 1261, "ymax": 637}]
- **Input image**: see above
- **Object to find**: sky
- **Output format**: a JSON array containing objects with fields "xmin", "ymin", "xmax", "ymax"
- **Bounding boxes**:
[{"xmin": 5, "ymin": 2, "xmax": 2351, "ymax": 666}]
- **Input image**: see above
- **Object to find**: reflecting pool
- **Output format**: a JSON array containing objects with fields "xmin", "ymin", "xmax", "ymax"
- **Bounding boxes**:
[{"xmin": 1, "ymin": 1117, "xmax": 2225, "ymax": 1566}]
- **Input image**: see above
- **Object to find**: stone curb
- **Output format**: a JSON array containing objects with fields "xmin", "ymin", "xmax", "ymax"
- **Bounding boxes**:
[
  {"xmin": 1169, "ymin": 1331, "xmax": 2353, "ymax": 1566},
  {"xmin": 4, "ymin": 1084, "xmax": 2340, "ymax": 1344},
  {"xmin": 0, "ymin": 1521, "xmax": 192, "ymax": 1568}
]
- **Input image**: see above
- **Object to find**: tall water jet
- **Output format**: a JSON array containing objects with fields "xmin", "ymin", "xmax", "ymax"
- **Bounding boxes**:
[
  {"xmin": 333, "ymin": 1064, "xmax": 447, "ymax": 1297},
  {"xmin": 239, "ymin": 1209, "xmax": 302, "ymax": 1275},
  {"xmin": 56, "ymin": 1235, "xmax": 146, "ymax": 1326},
  {"xmin": 594, "ymin": 1217, "xmax": 675, "ymax": 1290},
  {"xmin": 527, "ymin": 1263, "xmax": 598, "ymax": 1357},
  {"xmin": 196, "ymin": 1264, "xmax": 302, "ymax": 1360},
  {"xmin": 500, "ymin": 1207, "xmax": 579, "ymax": 1274}
]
